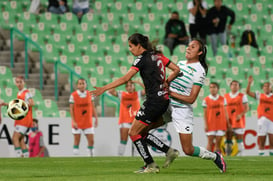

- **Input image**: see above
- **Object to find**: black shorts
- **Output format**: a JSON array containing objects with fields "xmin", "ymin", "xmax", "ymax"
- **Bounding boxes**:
[{"xmin": 135, "ymin": 99, "xmax": 169, "ymax": 125}]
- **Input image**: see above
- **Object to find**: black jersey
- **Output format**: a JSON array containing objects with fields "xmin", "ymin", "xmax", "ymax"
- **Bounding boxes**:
[{"xmin": 131, "ymin": 51, "xmax": 171, "ymax": 101}]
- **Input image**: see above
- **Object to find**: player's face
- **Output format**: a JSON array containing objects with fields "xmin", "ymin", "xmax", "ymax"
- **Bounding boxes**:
[
  {"xmin": 125, "ymin": 82, "xmax": 135, "ymax": 93},
  {"xmin": 214, "ymin": 0, "xmax": 222, "ymax": 9},
  {"xmin": 77, "ymin": 80, "xmax": 87, "ymax": 92},
  {"xmin": 263, "ymin": 83, "xmax": 271, "ymax": 94},
  {"xmin": 230, "ymin": 82, "xmax": 239, "ymax": 92},
  {"xmin": 185, "ymin": 40, "xmax": 202, "ymax": 61},
  {"xmin": 171, "ymin": 13, "xmax": 179, "ymax": 20},
  {"xmin": 33, "ymin": 121, "xmax": 38, "ymax": 128},
  {"xmin": 209, "ymin": 84, "xmax": 218, "ymax": 96},
  {"xmin": 128, "ymin": 41, "xmax": 142, "ymax": 56},
  {"xmin": 15, "ymin": 78, "xmax": 24, "ymax": 90}
]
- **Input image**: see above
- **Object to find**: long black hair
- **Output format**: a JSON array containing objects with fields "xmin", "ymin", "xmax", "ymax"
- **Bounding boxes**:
[
  {"xmin": 128, "ymin": 33, "xmax": 162, "ymax": 54},
  {"xmin": 194, "ymin": 38, "xmax": 208, "ymax": 74}
]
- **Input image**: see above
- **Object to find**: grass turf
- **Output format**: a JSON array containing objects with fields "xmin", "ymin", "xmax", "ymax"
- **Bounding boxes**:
[{"xmin": 0, "ymin": 156, "xmax": 272, "ymax": 181}]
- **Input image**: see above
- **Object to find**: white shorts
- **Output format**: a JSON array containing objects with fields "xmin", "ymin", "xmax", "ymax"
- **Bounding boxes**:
[
  {"xmin": 172, "ymin": 106, "xmax": 194, "ymax": 134},
  {"xmin": 72, "ymin": 127, "xmax": 94, "ymax": 135},
  {"xmin": 233, "ymin": 128, "xmax": 245, "ymax": 135},
  {"xmin": 257, "ymin": 116, "xmax": 273, "ymax": 136},
  {"xmin": 14, "ymin": 125, "xmax": 29, "ymax": 135},
  {"xmin": 206, "ymin": 130, "xmax": 226, "ymax": 136},
  {"xmin": 162, "ymin": 104, "xmax": 172, "ymax": 124},
  {"xmin": 119, "ymin": 123, "xmax": 132, "ymax": 129}
]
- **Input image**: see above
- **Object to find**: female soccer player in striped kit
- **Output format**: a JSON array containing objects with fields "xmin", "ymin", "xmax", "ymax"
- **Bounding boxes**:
[
  {"xmin": 91, "ymin": 33, "xmax": 180, "ymax": 173},
  {"xmin": 69, "ymin": 78, "xmax": 98, "ymax": 156},
  {"xmin": 202, "ymin": 82, "xmax": 230, "ymax": 153},
  {"xmin": 169, "ymin": 39, "xmax": 226, "ymax": 173},
  {"xmin": 108, "ymin": 80, "xmax": 145, "ymax": 156},
  {"xmin": 13, "ymin": 76, "xmax": 34, "ymax": 158},
  {"xmin": 246, "ymin": 75, "xmax": 273, "ymax": 156}
]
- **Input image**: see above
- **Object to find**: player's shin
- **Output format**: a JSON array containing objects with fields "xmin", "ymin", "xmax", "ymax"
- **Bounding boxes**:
[
  {"xmin": 130, "ymin": 135, "xmax": 154, "ymax": 164},
  {"xmin": 143, "ymin": 133, "xmax": 169, "ymax": 153}
]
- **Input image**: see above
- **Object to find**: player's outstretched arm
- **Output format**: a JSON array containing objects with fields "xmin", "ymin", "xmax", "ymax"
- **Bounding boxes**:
[{"xmin": 91, "ymin": 69, "xmax": 137, "ymax": 97}]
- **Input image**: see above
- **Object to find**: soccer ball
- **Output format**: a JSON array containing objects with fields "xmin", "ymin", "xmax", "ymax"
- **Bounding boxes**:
[{"xmin": 7, "ymin": 99, "xmax": 29, "ymax": 120}]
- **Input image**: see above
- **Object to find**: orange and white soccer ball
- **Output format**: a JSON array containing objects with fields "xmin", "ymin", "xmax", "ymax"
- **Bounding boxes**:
[{"xmin": 7, "ymin": 99, "xmax": 29, "ymax": 120}]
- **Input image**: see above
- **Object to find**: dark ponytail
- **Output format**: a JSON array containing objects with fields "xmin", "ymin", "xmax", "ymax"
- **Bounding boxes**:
[
  {"xmin": 128, "ymin": 33, "xmax": 154, "ymax": 52},
  {"xmin": 194, "ymin": 38, "xmax": 208, "ymax": 74}
]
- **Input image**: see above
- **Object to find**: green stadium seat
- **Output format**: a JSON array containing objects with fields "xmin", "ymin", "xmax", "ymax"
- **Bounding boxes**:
[
  {"xmin": 59, "ymin": 12, "xmax": 78, "ymax": 24},
  {"xmin": 41, "ymin": 99, "xmax": 60, "ymax": 117},
  {"xmin": 173, "ymin": 45, "xmax": 186, "ymax": 57},
  {"xmin": 1, "ymin": 87, "xmax": 17, "ymax": 103},
  {"xmin": 6, "ymin": 1, "xmax": 21, "ymax": 13},
  {"xmin": 59, "ymin": 110, "xmax": 71, "ymax": 118},
  {"xmin": 0, "ymin": 66, "xmax": 13, "ymax": 88},
  {"xmin": 39, "ymin": 12, "xmax": 59, "ymax": 25},
  {"xmin": 247, "ymin": 66, "xmax": 267, "ymax": 80},
  {"xmin": 29, "ymin": 88, "xmax": 43, "ymax": 101}
]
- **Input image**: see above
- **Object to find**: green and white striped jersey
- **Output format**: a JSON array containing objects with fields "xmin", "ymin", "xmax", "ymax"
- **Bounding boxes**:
[{"xmin": 170, "ymin": 60, "xmax": 206, "ymax": 108}]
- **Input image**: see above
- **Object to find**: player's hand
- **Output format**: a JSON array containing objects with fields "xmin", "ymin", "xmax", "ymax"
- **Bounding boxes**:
[
  {"xmin": 90, "ymin": 87, "xmax": 105, "ymax": 97},
  {"xmin": 73, "ymin": 122, "xmax": 78, "ymax": 129},
  {"xmin": 236, "ymin": 114, "xmax": 242, "ymax": 122},
  {"xmin": 94, "ymin": 119, "xmax": 98, "ymax": 128},
  {"xmin": 204, "ymin": 125, "xmax": 208, "ymax": 132},
  {"xmin": 163, "ymin": 81, "xmax": 169, "ymax": 90},
  {"xmin": 248, "ymin": 76, "xmax": 253, "ymax": 84}
]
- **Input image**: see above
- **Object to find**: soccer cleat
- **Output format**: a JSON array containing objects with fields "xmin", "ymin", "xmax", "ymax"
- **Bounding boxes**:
[
  {"xmin": 133, "ymin": 165, "xmax": 146, "ymax": 173},
  {"xmin": 162, "ymin": 148, "xmax": 180, "ymax": 168},
  {"xmin": 214, "ymin": 152, "xmax": 226, "ymax": 173},
  {"xmin": 143, "ymin": 163, "xmax": 160, "ymax": 173},
  {"xmin": 135, "ymin": 163, "xmax": 159, "ymax": 174}
]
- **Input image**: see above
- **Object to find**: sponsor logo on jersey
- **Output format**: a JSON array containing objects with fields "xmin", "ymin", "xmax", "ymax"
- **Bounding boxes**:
[{"xmin": 133, "ymin": 58, "xmax": 141, "ymax": 66}]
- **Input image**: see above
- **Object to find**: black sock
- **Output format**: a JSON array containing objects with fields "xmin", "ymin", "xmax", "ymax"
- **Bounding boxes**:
[
  {"xmin": 133, "ymin": 137, "xmax": 154, "ymax": 165},
  {"xmin": 144, "ymin": 133, "xmax": 170, "ymax": 153}
]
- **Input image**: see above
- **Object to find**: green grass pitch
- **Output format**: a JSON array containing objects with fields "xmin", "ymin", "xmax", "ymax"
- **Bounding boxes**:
[{"xmin": 0, "ymin": 156, "xmax": 272, "ymax": 181}]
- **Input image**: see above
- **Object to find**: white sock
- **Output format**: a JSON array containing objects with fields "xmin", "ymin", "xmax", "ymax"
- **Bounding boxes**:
[
  {"xmin": 15, "ymin": 149, "xmax": 22, "ymax": 158},
  {"xmin": 237, "ymin": 142, "xmax": 244, "ymax": 156},
  {"xmin": 200, "ymin": 147, "xmax": 217, "ymax": 160},
  {"xmin": 118, "ymin": 143, "xmax": 126, "ymax": 156},
  {"xmin": 226, "ymin": 143, "xmax": 233, "ymax": 156},
  {"xmin": 269, "ymin": 149, "xmax": 273, "ymax": 156},
  {"xmin": 88, "ymin": 148, "xmax": 94, "ymax": 157},
  {"xmin": 73, "ymin": 148, "xmax": 80, "ymax": 155},
  {"xmin": 23, "ymin": 152, "xmax": 29, "ymax": 158},
  {"xmin": 258, "ymin": 150, "xmax": 265, "ymax": 156}
]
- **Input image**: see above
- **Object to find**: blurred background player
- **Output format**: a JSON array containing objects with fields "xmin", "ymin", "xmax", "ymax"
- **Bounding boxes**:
[
  {"xmin": 169, "ymin": 39, "xmax": 226, "ymax": 173},
  {"xmin": 69, "ymin": 78, "xmax": 98, "ymax": 156},
  {"xmin": 224, "ymin": 80, "xmax": 249, "ymax": 156},
  {"xmin": 108, "ymin": 80, "xmax": 145, "ymax": 156},
  {"xmin": 246, "ymin": 76, "xmax": 273, "ymax": 156},
  {"xmin": 202, "ymin": 82, "xmax": 230, "ymax": 153},
  {"xmin": 28, "ymin": 118, "xmax": 46, "ymax": 157},
  {"xmin": 13, "ymin": 76, "xmax": 34, "ymax": 158}
]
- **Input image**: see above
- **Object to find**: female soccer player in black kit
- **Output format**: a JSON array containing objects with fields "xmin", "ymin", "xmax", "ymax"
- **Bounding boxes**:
[{"xmin": 91, "ymin": 33, "xmax": 180, "ymax": 173}]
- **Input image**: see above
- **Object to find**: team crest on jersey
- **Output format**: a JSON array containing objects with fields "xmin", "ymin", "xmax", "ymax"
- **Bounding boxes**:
[
  {"xmin": 188, "ymin": 67, "xmax": 194, "ymax": 74},
  {"xmin": 133, "ymin": 58, "xmax": 141, "ymax": 66}
]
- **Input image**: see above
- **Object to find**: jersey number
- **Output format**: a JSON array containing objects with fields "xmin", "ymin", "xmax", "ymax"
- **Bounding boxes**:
[{"xmin": 157, "ymin": 60, "xmax": 165, "ymax": 80}]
